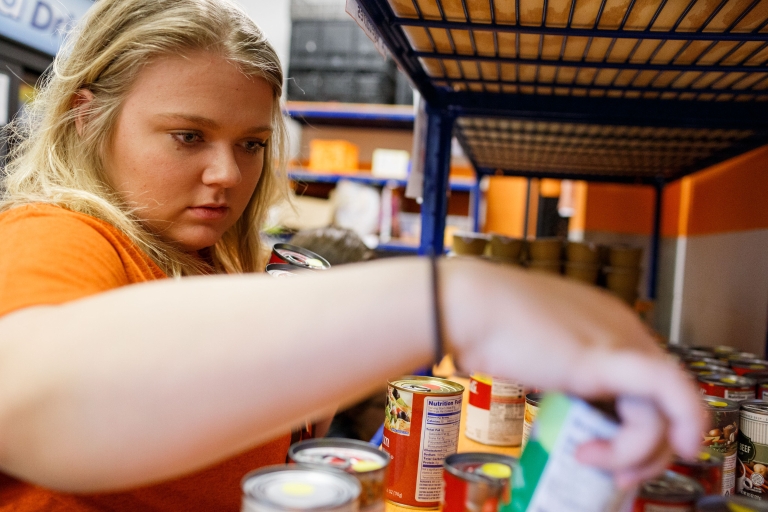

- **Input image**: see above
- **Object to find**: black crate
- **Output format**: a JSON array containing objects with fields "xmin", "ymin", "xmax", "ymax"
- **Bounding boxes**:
[
  {"xmin": 290, "ymin": 20, "xmax": 390, "ymax": 73},
  {"xmin": 288, "ymin": 70, "xmax": 395, "ymax": 104}
]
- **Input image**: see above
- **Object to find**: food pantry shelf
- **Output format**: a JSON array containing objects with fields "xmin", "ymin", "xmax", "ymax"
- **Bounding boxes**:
[
  {"xmin": 285, "ymin": 101, "xmax": 415, "ymax": 129},
  {"xmin": 351, "ymin": 0, "xmax": 768, "ymax": 298},
  {"xmin": 288, "ymin": 169, "xmax": 476, "ymax": 191}
]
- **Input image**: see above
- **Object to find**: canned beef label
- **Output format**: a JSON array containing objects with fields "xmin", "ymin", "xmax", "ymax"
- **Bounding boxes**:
[
  {"xmin": 510, "ymin": 393, "xmax": 624, "ymax": 512},
  {"xmin": 466, "ymin": 373, "xmax": 525, "ymax": 446},
  {"xmin": 383, "ymin": 377, "xmax": 464, "ymax": 508},
  {"xmin": 702, "ymin": 396, "xmax": 739, "ymax": 496},
  {"xmin": 737, "ymin": 400, "xmax": 768, "ymax": 500}
]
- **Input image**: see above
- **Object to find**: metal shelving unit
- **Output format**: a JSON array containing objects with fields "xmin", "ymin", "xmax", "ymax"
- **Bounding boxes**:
[
  {"xmin": 352, "ymin": 0, "xmax": 768, "ymax": 298},
  {"xmin": 288, "ymin": 169, "xmax": 476, "ymax": 191}
]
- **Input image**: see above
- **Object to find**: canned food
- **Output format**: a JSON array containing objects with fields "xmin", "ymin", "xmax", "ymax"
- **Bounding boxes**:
[
  {"xmin": 521, "ymin": 392, "xmax": 543, "ymax": 451},
  {"xmin": 702, "ymin": 396, "xmax": 740, "ymax": 496},
  {"xmin": 670, "ymin": 452, "xmax": 724, "ymax": 496},
  {"xmin": 753, "ymin": 374, "xmax": 768, "ymax": 400},
  {"xmin": 241, "ymin": 464, "xmax": 360, "ymax": 512},
  {"xmin": 268, "ymin": 243, "xmax": 330, "ymax": 270},
  {"xmin": 711, "ymin": 346, "xmax": 738, "ymax": 356},
  {"xmin": 728, "ymin": 352, "xmax": 759, "ymax": 361},
  {"xmin": 688, "ymin": 364, "xmax": 736, "ymax": 376},
  {"xmin": 696, "ymin": 495, "xmax": 768, "ymax": 511},
  {"xmin": 465, "ymin": 373, "xmax": 524, "ymax": 446},
  {"xmin": 442, "ymin": 453, "xmax": 516, "ymax": 512},
  {"xmin": 510, "ymin": 393, "xmax": 627, "ymax": 512},
  {"xmin": 633, "ymin": 471, "xmax": 704, "ymax": 511},
  {"xmin": 730, "ymin": 359, "xmax": 768, "ymax": 376},
  {"xmin": 288, "ymin": 439, "xmax": 389, "ymax": 512},
  {"xmin": 686, "ymin": 358, "xmax": 731, "ymax": 369},
  {"xmin": 698, "ymin": 375, "xmax": 756, "ymax": 402},
  {"xmin": 738, "ymin": 400, "xmax": 768, "ymax": 500},
  {"xmin": 265, "ymin": 264, "xmax": 312, "ymax": 278},
  {"xmin": 382, "ymin": 376, "xmax": 464, "ymax": 508},
  {"xmin": 689, "ymin": 346, "xmax": 718, "ymax": 355}
]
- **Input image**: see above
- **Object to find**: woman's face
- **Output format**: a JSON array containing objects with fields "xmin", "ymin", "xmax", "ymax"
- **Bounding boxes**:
[{"xmin": 104, "ymin": 51, "xmax": 274, "ymax": 253}]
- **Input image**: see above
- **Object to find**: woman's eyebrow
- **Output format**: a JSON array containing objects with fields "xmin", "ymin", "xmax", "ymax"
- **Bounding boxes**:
[{"xmin": 155, "ymin": 113, "xmax": 272, "ymax": 134}]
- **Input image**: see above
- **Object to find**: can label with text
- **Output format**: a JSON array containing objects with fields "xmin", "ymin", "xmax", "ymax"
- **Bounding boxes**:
[
  {"xmin": 465, "ymin": 374, "xmax": 524, "ymax": 446},
  {"xmin": 510, "ymin": 393, "xmax": 627, "ymax": 512},
  {"xmin": 702, "ymin": 396, "xmax": 739, "ymax": 496},
  {"xmin": 737, "ymin": 400, "xmax": 768, "ymax": 500},
  {"xmin": 382, "ymin": 376, "xmax": 464, "ymax": 508},
  {"xmin": 698, "ymin": 375, "xmax": 756, "ymax": 402}
]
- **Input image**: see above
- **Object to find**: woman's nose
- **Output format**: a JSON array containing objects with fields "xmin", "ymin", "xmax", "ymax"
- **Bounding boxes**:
[{"xmin": 202, "ymin": 145, "xmax": 242, "ymax": 187}]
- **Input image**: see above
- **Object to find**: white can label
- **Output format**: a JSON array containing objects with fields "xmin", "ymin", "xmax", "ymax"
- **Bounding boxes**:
[
  {"xmin": 723, "ymin": 451, "xmax": 736, "ymax": 495},
  {"xmin": 415, "ymin": 396, "xmax": 462, "ymax": 502},
  {"xmin": 466, "ymin": 376, "xmax": 524, "ymax": 445},
  {"xmin": 725, "ymin": 389, "xmax": 755, "ymax": 401}
]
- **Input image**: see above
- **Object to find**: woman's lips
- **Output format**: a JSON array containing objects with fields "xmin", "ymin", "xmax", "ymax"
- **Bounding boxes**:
[{"xmin": 187, "ymin": 206, "xmax": 229, "ymax": 220}]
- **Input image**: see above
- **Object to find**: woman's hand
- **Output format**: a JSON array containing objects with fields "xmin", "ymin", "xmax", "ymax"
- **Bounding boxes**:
[{"xmin": 440, "ymin": 257, "xmax": 706, "ymax": 486}]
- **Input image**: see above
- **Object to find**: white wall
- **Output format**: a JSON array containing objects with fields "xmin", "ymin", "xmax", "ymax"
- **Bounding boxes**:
[
  {"xmin": 675, "ymin": 229, "xmax": 768, "ymax": 356},
  {"xmin": 233, "ymin": 0, "xmax": 292, "ymax": 75}
]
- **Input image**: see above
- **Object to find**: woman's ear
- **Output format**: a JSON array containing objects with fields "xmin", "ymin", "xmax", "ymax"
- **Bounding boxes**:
[{"xmin": 73, "ymin": 89, "xmax": 95, "ymax": 136}]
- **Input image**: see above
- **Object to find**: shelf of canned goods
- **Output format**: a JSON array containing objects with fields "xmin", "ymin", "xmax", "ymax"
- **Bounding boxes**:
[{"xmin": 351, "ymin": 0, "xmax": 768, "ymax": 298}]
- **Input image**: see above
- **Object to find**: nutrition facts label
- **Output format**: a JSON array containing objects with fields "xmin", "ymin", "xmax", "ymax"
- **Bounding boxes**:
[{"xmin": 415, "ymin": 396, "xmax": 462, "ymax": 502}]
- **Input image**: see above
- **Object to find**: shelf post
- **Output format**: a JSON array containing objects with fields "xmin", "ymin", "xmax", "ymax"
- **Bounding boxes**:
[
  {"xmin": 419, "ymin": 107, "xmax": 455, "ymax": 256},
  {"xmin": 648, "ymin": 179, "xmax": 665, "ymax": 300}
]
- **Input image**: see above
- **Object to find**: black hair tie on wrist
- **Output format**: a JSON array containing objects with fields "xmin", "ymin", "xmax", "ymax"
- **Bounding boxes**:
[{"xmin": 430, "ymin": 253, "xmax": 446, "ymax": 366}]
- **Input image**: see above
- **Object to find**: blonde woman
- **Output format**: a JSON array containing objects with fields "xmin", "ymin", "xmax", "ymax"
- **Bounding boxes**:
[{"xmin": 0, "ymin": 0, "xmax": 703, "ymax": 510}]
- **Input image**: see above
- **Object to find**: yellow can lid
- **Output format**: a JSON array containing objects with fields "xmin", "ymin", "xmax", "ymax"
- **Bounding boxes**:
[{"xmin": 479, "ymin": 462, "xmax": 512, "ymax": 479}]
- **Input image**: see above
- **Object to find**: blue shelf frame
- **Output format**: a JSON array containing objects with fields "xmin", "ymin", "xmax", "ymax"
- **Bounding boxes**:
[{"xmin": 351, "ymin": 0, "xmax": 768, "ymax": 299}]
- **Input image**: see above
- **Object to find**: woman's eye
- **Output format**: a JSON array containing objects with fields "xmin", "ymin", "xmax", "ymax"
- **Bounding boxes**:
[
  {"xmin": 173, "ymin": 132, "xmax": 202, "ymax": 145},
  {"xmin": 243, "ymin": 140, "xmax": 267, "ymax": 154}
]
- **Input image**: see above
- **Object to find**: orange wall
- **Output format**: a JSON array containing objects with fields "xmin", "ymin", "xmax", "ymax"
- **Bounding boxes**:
[
  {"xmin": 584, "ymin": 183, "xmax": 655, "ymax": 235},
  {"xmin": 483, "ymin": 176, "xmax": 528, "ymax": 237},
  {"xmin": 685, "ymin": 145, "xmax": 768, "ymax": 236}
]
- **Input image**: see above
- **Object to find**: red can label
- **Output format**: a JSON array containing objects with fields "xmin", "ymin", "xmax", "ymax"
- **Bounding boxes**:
[
  {"xmin": 383, "ymin": 379, "xmax": 463, "ymax": 508},
  {"xmin": 633, "ymin": 499, "xmax": 694, "ymax": 511},
  {"xmin": 698, "ymin": 381, "xmax": 755, "ymax": 402},
  {"xmin": 442, "ymin": 469, "xmax": 501, "ymax": 512}
]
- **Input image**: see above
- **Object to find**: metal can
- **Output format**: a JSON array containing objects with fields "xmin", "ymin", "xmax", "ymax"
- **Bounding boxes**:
[
  {"xmin": 265, "ymin": 263, "xmax": 312, "ymax": 278},
  {"xmin": 465, "ymin": 373, "xmax": 524, "ymax": 446},
  {"xmin": 688, "ymin": 364, "xmax": 736, "ymax": 376},
  {"xmin": 510, "ymin": 393, "xmax": 628, "ymax": 512},
  {"xmin": 698, "ymin": 375, "xmax": 756, "ymax": 402},
  {"xmin": 382, "ymin": 376, "xmax": 464, "ymax": 508},
  {"xmin": 686, "ymin": 357, "xmax": 731, "ymax": 368},
  {"xmin": 442, "ymin": 453, "xmax": 516, "ymax": 512},
  {"xmin": 737, "ymin": 400, "xmax": 768, "ymax": 500},
  {"xmin": 696, "ymin": 495, "xmax": 768, "ymax": 511},
  {"xmin": 268, "ymin": 243, "xmax": 330, "ymax": 270},
  {"xmin": 702, "ymin": 396, "xmax": 740, "ymax": 496},
  {"xmin": 730, "ymin": 359, "xmax": 768, "ymax": 376},
  {"xmin": 670, "ymin": 452, "xmax": 724, "ymax": 496},
  {"xmin": 728, "ymin": 352, "xmax": 759, "ymax": 361},
  {"xmin": 521, "ymin": 392, "xmax": 543, "ymax": 451},
  {"xmin": 633, "ymin": 471, "xmax": 704, "ymax": 511},
  {"xmin": 711, "ymin": 346, "xmax": 738, "ymax": 356},
  {"xmin": 241, "ymin": 464, "xmax": 360, "ymax": 512},
  {"xmin": 288, "ymin": 439, "xmax": 389, "ymax": 512}
]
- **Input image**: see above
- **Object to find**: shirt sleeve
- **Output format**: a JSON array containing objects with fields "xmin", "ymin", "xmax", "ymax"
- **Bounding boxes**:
[{"xmin": 0, "ymin": 209, "xmax": 130, "ymax": 317}]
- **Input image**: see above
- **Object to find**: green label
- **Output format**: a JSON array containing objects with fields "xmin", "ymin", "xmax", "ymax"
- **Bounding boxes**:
[{"xmin": 739, "ymin": 432, "xmax": 756, "ymax": 464}]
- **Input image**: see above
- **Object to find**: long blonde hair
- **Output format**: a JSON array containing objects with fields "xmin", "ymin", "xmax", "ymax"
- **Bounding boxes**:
[{"xmin": 1, "ymin": 0, "xmax": 289, "ymax": 276}]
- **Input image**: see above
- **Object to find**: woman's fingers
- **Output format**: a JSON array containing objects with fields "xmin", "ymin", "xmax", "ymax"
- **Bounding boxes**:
[
  {"xmin": 567, "ymin": 350, "xmax": 707, "ymax": 462},
  {"xmin": 576, "ymin": 397, "xmax": 674, "ymax": 487}
]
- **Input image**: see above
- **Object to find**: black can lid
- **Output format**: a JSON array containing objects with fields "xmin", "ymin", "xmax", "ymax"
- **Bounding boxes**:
[
  {"xmin": 702, "ymin": 395, "xmax": 739, "ymax": 412},
  {"xmin": 525, "ymin": 392, "xmax": 544, "ymax": 405},
  {"xmin": 638, "ymin": 470, "xmax": 704, "ymax": 503}
]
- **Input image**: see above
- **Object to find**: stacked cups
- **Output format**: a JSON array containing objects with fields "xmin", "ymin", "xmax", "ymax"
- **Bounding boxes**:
[
  {"xmin": 604, "ymin": 245, "xmax": 643, "ymax": 305},
  {"xmin": 564, "ymin": 242, "xmax": 600, "ymax": 284}
]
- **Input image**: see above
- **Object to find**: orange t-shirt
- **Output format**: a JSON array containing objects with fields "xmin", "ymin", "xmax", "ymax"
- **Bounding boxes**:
[{"xmin": 0, "ymin": 204, "xmax": 290, "ymax": 511}]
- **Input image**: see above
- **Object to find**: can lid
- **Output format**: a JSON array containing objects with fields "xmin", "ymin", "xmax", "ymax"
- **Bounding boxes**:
[
  {"xmin": 288, "ymin": 439, "xmax": 389, "ymax": 473},
  {"xmin": 241, "ymin": 465, "xmax": 360, "ymax": 511},
  {"xmin": 730, "ymin": 359, "xmax": 768, "ymax": 368},
  {"xmin": 698, "ymin": 374, "xmax": 756, "ymax": 387},
  {"xmin": 673, "ymin": 451, "xmax": 723, "ymax": 468},
  {"xmin": 525, "ymin": 392, "xmax": 544, "ymax": 405},
  {"xmin": 389, "ymin": 376, "xmax": 464, "ymax": 394},
  {"xmin": 265, "ymin": 264, "xmax": 312, "ymax": 278},
  {"xmin": 702, "ymin": 395, "xmax": 739, "ymax": 411},
  {"xmin": 696, "ymin": 495, "xmax": 768, "ymax": 511},
  {"xmin": 273, "ymin": 244, "xmax": 330, "ymax": 270},
  {"xmin": 638, "ymin": 470, "xmax": 704, "ymax": 502},
  {"xmin": 740, "ymin": 400, "xmax": 768, "ymax": 414},
  {"xmin": 443, "ymin": 452, "xmax": 517, "ymax": 485}
]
